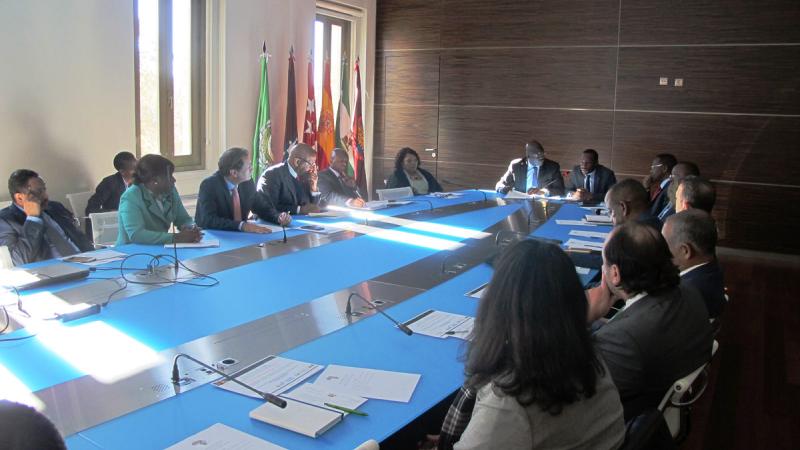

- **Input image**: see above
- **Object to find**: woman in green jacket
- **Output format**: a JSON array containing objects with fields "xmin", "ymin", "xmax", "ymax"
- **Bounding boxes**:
[{"xmin": 116, "ymin": 154, "xmax": 201, "ymax": 245}]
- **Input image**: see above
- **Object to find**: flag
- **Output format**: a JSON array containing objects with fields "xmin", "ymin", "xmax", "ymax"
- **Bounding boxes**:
[
  {"xmin": 334, "ymin": 56, "xmax": 353, "ymax": 175},
  {"xmin": 251, "ymin": 42, "xmax": 272, "ymax": 181},
  {"xmin": 351, "ymin": 57, "xmax": 367, "ymax": 195},
  {"xmin": 302, "ymin": 53, "xmax": 317, "ymax": 152},
  {"xmin": 282, "ymin": 47, "xmax": 298, "ymax": 161},
  {"xmin": 316, "ymin": 58, "xmax": 335, "ymax": 170}
]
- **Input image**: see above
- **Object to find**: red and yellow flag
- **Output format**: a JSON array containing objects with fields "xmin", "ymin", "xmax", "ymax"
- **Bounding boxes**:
[{"xmin": 316, "ymin": 58, "xmax": 335, "ymax": 170}]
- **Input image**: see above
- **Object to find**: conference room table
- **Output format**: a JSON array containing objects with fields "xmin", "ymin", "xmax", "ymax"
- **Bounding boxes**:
[{"xmin": 0, "ymin": 191, "xmax": 610, "ymax": 449}]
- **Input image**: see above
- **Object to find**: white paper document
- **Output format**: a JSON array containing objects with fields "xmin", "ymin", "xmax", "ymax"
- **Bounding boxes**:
[
  {"xmin": 61, "ymin": 249, "xmax": 128, "ymax": 266},
  {"xmin": 555, "ymin": 219, "xmax": 596, "ymax": 227},
  {"xmin": 283, "ymin": 383, "xmax": 367, "ymax": 414},
  {"xmin": 166, "ymin": 239, "xmax": 220, "ymax": 249},
  {"xmin": 214, "ymin": 356, "xmax": 322, "ymax": 399},
  {"xmin": 575, "ymin": 266, "xmax": 591, "ymax": 275},
  {"xmin": 404, "ymin": 309, "xmax": 474, "ymax": 340},
  {"xmin": 465, "ymin": 282, "xmax": 488, "ymax": 299},
  {"xmin": 252, "ymin": 221, "xmax": 288, "ymax": 233},
  {"xmin": 584, "ymin": 214, "xmax": 613, "ymax": 224},
  {"xmin": 312, "ymin": 365, "xmax": 421, "ymax": 403},
  {"xmin": 166, "ymin": 423, "xmax": 286, "ymax": 450},
  {"xmin": 569, "ymin": 229, "xmax": 610, "ymax": 240},
  {"xmin": 565, "ymin": 238, "xmax": 605, "ymax": 251},
  {"xmin": 351, "ymin": 200, "xmax": 389, "ymax": 210},
  {"xmin": 307, "ymin": 211, "xmax": 342, "ymax": 218},
  {"xmin": 504, "ymin": 190, "xmax": 533, "ymax": 199}
]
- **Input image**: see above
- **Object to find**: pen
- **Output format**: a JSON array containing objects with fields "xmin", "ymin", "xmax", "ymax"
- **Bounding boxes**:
[{"xmin": 324, "ymin": 403, "xmax": 368, "ymax": 416}]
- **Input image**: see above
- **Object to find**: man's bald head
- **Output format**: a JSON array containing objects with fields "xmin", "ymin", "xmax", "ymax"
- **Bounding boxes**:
[
  {"xmin": 287, "ymin": 143, "xmax": 318, "ymax": 174},
  {"xmin": 604, "ymin": 179, "xmax": 650, "ymax": 226}
]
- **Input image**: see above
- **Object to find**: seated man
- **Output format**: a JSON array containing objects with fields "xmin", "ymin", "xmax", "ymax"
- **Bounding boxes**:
[
  {"xmin": 657, "ymin": 161, "xmax": 700, "ymax": 221},
  {"xmin": 662, "ymin": 210, "xmax": 726, "ymax": 318},
  {"xmin": 645, "ymin": 153, "xmax": 677, "ymax": 217},
  {"xmin": 676, "ymin": 176, "xmax": 716, "ymax": 213},
  {"xmin": 318, "ymin": 148, "xmax": 365, "ymax": 208},
  {"xmin": 196, "ymin": 147, "xmax": 272, "ymax": 233},
  {"xmin": 86, "ymin": 151, "xmax": 137, "ymax": 215},
  {"xmin": 252, "ymin": 143, "xmax": 319, "ymax": 225},
  {"xmin": 586, "ymin": 222, "xmax": 713, "ymax": 420},
  {"xmin": 0, "ymin": 169, "xmax": 93, "ymax": 265},
  {"xmin": 565, "ymin": 148, "xmax": 616, "ymax": 203},
  {"xmin": 604, "ymin": 179, "xmax": 662, "ymax": 230},
  {"xmin": 495, "ymin": 139, "xmax": 564, "ymax": 196}
]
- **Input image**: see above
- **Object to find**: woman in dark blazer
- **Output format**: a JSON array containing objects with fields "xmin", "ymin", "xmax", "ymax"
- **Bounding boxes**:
[{"xmin": 385, "ymin": 147, "xmax": 442, "ymax": 194}]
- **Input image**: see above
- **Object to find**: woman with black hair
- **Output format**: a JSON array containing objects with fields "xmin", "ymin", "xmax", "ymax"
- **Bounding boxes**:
[
  {"xmin": 386, "ymin": 147, "xmax": 443, "ymax": 194},
  {"xmin": 454, "ymin": 240, "xmax": 625, "ymax": 449},
  {"xmin": 116, "ymin": 154, "xmax": 201, "ymax": 245}
]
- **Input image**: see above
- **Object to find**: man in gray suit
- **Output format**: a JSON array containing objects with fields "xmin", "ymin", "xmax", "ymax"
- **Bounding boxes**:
[
  {"xmin": 565, "ymin": 149, "xmax": 616, "ymax": 203},
  {"xmin": 318, "ymin": 148, "xmax": 365, "ymax": 208},
  {"xmin": 495, "ymin": 139, "xmax": 565, "ymax": 196},
  {"xmin": 586, "ymin": 222, "xmax": 714, "ymax": 420}
]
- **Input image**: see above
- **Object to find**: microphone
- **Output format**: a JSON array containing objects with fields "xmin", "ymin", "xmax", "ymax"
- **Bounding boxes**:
[
  {"xmin": 172, "ymin": 224, "xmax": 179, "ymax": 276},
  {"xmin": 440, "ymin": 252, "xmax": 467, "ymax": 275},
  {"xmin": 345, "ymin": 292, "xmax": 413, "ymax": 336},
  {"xmin": 412, "ymin": 199, "xmax": 434, "ymax": 212},
  {"xmin": 282, "ymin": 225, "xmax": 287, "ymax": 243},
  {"xmin": 171, "ymin": 353, "xmax": 287, "ymax": 408}
]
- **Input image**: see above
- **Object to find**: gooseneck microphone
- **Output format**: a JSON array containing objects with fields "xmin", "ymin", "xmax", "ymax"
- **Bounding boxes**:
[
  {"xmin": 282, "ymin": 225, "xmax": 287, "ymax": 243},
  {"xmin": 345, "ymin": 292, "xmax": 413, "ymax": 336},
  {"xmin": 171, "ymin": 353, "xmax": 287, "ymax": 408},
  {"xmin": 412, "ymin": 199, "xmax": 434, "ymax": 212}
]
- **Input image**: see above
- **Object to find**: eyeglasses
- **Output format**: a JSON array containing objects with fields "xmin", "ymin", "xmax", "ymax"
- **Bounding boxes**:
[
  {"xmin": 650, "ymin": 163, "xmax": 664, "ymax": 169},
  {"xmin": 296, "ymin": 157, "xmax": 317, "ymax": 168}
]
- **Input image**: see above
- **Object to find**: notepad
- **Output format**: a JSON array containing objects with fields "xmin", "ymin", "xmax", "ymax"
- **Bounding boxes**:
[
  {"xmin": 312, "ymin": 365, "xmax": 421, "ymax": 403},
  {"xmin": 166, "ymin": 239, "xmax": 220, "ymax": 248},
  {"xmin": 569, "ymin": 229, "xmax": 610, "ymax": 239},
  {"xmin": 250, "ymin": 398, "xmax": 343, "ymax": 438},
  {"xmin": 565, "ymin": 238, "xmax": 604, "ymax": 251}
]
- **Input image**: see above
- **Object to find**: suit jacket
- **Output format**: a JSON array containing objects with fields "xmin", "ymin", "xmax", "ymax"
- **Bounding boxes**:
[
  {"xmin": 594, "ymin": 285, "xmax": 713, "ymax": 421},
  {"xmin": 195, "ymin": 172, "xmax": 256, "ymax": 231},
  {"xmin": 386, "ymin": 167, "xmax": 442, "ymax": 194},
  {"xmin": 649, "ymin": 179, "xmax": 672, "ymax": 217},
  {"xmin": 564, "ymin": 164, "xmax": 617, "ymax": 202},
  {"xmin": 495, "ymin": 158, "xmax": 565, "ymax": 196},
  {"xmin": 635, "ymin": 211, "xmax": 663, "ymax": 231},
  {"xmin": 318, "ymin": 168, "xmax": 361, "ymax": 207},
  {"xmin": 681, "ymin": 260, "xmax": 726, "ymax": 319},
  {"xmin": 116, "ymin": 184, "xmax": 193, "ymax": 245},
  {"xmin": 0, "ymin": 202, "xmax": 93, "ymax": 266},
  {"xmin": 252, "ymin": 163, "xmax": 318, "ymax": 223},
  {"xmin": 86, "ymin": 173, "xmax": 127, "ymax": 215}
]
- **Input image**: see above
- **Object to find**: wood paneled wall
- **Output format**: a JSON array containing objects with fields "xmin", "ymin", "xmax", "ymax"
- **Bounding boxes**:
[{"xmin": 374, "ymin": 0, "xmax": 800, "ymax": 253}]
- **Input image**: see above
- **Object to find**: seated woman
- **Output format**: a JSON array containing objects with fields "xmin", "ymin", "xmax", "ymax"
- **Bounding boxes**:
[
  {"xmin": 453, "ymin": 240, "xmax": 625, "ymax": 449},
  {"xmin": 386, "ymin": 147, "xmax": 443, "ymax": 195},
  {"xmin": 116, "ymin": 154, "xmax": 201, "ymax": 245}
]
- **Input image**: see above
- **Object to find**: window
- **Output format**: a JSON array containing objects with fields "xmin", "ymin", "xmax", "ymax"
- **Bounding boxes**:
[
  {"xmin": 314, "ymin": 13, "xmax": 352, "ymax": 126},
  {"xmin": 134, "ymin": 0, "xmax": 206, "ymax": 170}
]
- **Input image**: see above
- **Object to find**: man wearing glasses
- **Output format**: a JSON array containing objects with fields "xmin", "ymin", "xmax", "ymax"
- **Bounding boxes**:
[
  {"xmin": 644, "ymin": 153, "xmax": 677, "ymax": 217},
  {"xmin": 252, "ymin": 143, "xmax": 321, "ymax": 225},
  {"xmin": 0, "ymin": 169, "xmax": 93, "ymax": 265},
  {"xmin": 495, "ymin": 139, "xmax": 565, "ymax": 196}
]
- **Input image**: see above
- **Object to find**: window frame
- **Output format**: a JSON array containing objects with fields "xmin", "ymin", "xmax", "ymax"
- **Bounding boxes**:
[{"xmin": 133, "ymin": 0, "xmax": 206, "ymax": 171}]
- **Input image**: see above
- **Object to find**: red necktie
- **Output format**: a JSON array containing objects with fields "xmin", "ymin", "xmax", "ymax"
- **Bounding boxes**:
[{"xmin": 232, "ymin": 188, "xmax": 242, "ymax": 222}]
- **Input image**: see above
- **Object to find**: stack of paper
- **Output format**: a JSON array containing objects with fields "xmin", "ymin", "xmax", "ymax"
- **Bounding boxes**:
[
  {"xmin": 565, "ymin": 238, "xmax": 604, "ymax": 251},
  {"xmin": 250, "ymin": 398, "xmax": 343, "ymax": 439},
  {"xmin": 569, "ymin": 229, "xmax": 610, "ymax": 240},
  {"xmin": 404, "ymin": 309, "xmax": 474, "ymax": 340},
  {"xmin": 351, "ymin": 200, "xmax": 388, "ymax": 210},
  {"xmin": 62, "ymin": 249, "xmax": 127, "ymax": 266},
  {"xmin": 283, "ymin": 383, "xmax": 367, "ymax": 415},
  {"xmin": 312, "ymin": 365, "xmax": 421, "ymax": 403},
  {"xmin": 584, "ymin": 214, "xmax": 613, "ymax": 225},
  {"xmin": 167, "ymin": 423, "xmax": 286, "ymax": 449},
  {"xmin": 214, "ymin": 356, "xmax": 322, "ymax": 399},
  {"xmin": 555, "ymin": 219, "xmax": 596, "ymax": 227}
]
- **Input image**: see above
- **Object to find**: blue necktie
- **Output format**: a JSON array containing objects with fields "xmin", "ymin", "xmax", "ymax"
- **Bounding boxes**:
[{"xmin": 528, "ymin": 166, "xmax": 539, "ymax": 190}]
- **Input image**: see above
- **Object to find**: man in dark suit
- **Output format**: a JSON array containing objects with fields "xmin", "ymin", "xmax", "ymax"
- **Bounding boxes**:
[
  {"xmin": 586, "ymin": 222, "xmax": 713, "ymax": 421},
  {"xmin": 565, "ymin": 148, "xmax": 616, "ymax": 202},
  {"xmin": 675, "ymin": 176, "xmax": 716, "ymax": 214},
  {"xmin": 645, "ymin": 153, "xmax": 677, "ymax": 217},
  {"xmin": 604, "ymin": 179, "xmax": 662, "ymax": 230},
  {"xmin": 662, "ymin": 209, "xmax": 726, "ymax": 318},
  {"xmin": 318, "ymin": 148, "xmax": 365, "ymax": 208},
  {"xmin": 656, "ymin": 161, "xmax": 700, "ymax": 221},
  {"xmin": 0, "ymin": 169, "xmax": 93, "ymax": 266},
  {"xmin": 195, "ymin": 148, "xmax": 272, "ymax": 233},
  {"xmin": 86, "ymin": 151, "xmax": 137, "ymax": 216},
  {"xmin": 495, "ymin": 139, "xmax": 565, "ymax": 196},
  {"xmin": 252, "ymin": 143, "xmax": 319, "ymax": 225}
]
